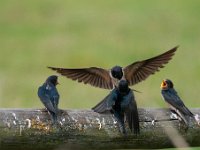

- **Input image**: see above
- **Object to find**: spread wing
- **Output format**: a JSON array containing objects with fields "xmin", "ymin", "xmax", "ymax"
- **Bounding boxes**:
[
  {"xmin": 92, "ymin": 89, "xmax": 117, "ymax": 114},
  {"xmin": 48, "ymin": 67, "xmax": 113, "ymax": 89},
  {"xmin": 123, "ymin": 46, "xmax": 178, "ymax": 86},
  {"xmin": 125, "ymin": 91, "xmax": 140, "ymax": 134}
]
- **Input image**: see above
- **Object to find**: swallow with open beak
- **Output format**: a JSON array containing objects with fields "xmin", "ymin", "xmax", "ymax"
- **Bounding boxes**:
[
  {"xmin": 160, "ymin": 79, "xmax": 196, "ymax": 126},
  {"xmin": 92, "ymin": 80, "xmax": 140, "ymax": 135},
  {"xmin": 38, "ymin": 75, "xmax": 60, "ymax": 124},
  {"xmin": 48, "ymin": 46, "xmax": 178, "ymax": 89}
]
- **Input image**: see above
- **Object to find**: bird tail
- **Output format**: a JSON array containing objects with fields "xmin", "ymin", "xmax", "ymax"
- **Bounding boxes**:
[
  {"xmin": 182, "ymin": 106, "xmax": 197, "ymax": 125},
  {"xmin": 173, "ymin": 107, "xmax": 198, "ymax": 127},
  {"xmin": 183, "ymin": 106, "xmax": 194, "ymax": 117},
  {"xmin": 183, "ymin": 108, "xmax": 200, "ymax": 126},
  {"xmin": 126, "ymin": 102, "xmax": 140, "ymax": 134},
  {"xmin": 131, "ymin": 110, "xmax": 140, "ymax": 134},
  {"xmin": 50, "ymin": 112, "xmax": 58, "ymax": 124}
]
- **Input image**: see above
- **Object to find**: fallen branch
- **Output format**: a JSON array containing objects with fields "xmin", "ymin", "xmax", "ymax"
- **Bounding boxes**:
[{"xmin": 0, "ymin": 108, "xmax": 199, "ymax": 150}]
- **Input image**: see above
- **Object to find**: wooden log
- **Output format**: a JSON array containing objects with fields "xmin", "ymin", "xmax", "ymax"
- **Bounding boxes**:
[{"xmin": 0, "ymin": 108, "xmax": 200, "ymax": 150}]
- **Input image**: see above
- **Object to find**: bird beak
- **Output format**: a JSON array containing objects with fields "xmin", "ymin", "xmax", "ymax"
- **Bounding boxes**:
[
  {"xmin": 160, "ymin": 80, "xmax": 167, "ymax": 89},
  {"xmin": 56, "ymin": 81, "xmax": 60, "ymax": 85}
]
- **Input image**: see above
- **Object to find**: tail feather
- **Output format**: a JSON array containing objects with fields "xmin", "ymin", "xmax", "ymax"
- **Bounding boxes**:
[
  {"xmin": 126, "ymin": 108, "xmax": 140, "ymax": 134},
  {"xmin": 50, "ymin": 112, "xmax": 57, "ymax": 124},
  {"xmin": 183, "ymin": 106, "xmax": 194, "ymax": 117}
]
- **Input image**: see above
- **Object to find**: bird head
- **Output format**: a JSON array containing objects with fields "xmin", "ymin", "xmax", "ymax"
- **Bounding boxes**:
[
  {"xmin": 118, "ymin": 80, "xmax": 129, "ymax": 94},
  {"xmin": 160, "ymin": 79, "xmax": 174, "ymax": 90},
  {"xmin": 46, "ymin": 75, "xmax": 59, "ymax": 86},
  {"xmin": 111, "ymin": 66, "xmax": 123, "ymax": 80}
]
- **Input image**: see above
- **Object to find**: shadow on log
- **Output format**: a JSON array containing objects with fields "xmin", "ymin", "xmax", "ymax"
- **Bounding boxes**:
[{"xmin": 0, "ymin": 108, "xmax": 200, "ymax": 150}]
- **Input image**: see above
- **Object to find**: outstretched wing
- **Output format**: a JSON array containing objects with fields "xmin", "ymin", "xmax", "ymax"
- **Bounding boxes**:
[
  {"xmin": 92, "ymin": 89, "xmax": 117, "ymax": 114},
  {"xmin": 125, "ymin": 91, "xmax": 140, "ymax": 134},
  {"xmin": 123, "ymin": 46, "xmax": 178, "ymax": 86},
  {"xmin": 48, "ymin": 67, "xmax": 113, "ymax": 89}
]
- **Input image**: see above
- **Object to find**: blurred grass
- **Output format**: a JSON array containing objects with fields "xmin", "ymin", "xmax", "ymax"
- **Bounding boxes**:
[{"xmin": 0, "ymin": 0, "xmax": 200, "ymax": 110}]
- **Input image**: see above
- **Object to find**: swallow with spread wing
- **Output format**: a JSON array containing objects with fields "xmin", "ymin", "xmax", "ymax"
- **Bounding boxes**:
[
  {"xmin": 92, "ymin": 80, "xmax": 139, "ymax": 135},
  {"xmin": 38, "ymin": 75, "xmax": 60, "ymax": 124},
  {"xmin": 48, "ymin": 46, "xmax": 178, "ymax": 89},
  {"xmin": 161, "ymin": 79, "xmax": 197, "ymax": 126}
]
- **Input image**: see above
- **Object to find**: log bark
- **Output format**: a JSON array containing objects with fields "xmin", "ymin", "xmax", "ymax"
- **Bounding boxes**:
[{"xmin": 0, "ymin": 108, "xmax": 200, "ymax": 150}]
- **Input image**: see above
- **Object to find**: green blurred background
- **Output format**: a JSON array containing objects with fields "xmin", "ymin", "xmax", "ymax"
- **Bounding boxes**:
[{"xmin": 0, "ymin": 0, "xmax": 200, "ymax": 110}]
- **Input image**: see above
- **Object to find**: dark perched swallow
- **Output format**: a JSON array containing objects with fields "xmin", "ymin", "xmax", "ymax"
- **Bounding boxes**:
[
  {"xmin": 161, "ymin": 79, "xmax": 195, "ymax": 125},
  {"xmin": 48, "ymin": 46, "xmax": 178, "ymax": 89},
  {"xmin": 38, "ymin": 75, "xmax": 60, "ymax": 124},
  {"xmin": 92, "ymin": 80, "xmax": 140, "ymax": 135}
]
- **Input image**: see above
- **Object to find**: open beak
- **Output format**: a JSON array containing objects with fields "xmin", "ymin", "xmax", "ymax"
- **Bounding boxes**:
[{"xmin": 160, "ymin": 80, "xmax": 167, "ymax": 89}]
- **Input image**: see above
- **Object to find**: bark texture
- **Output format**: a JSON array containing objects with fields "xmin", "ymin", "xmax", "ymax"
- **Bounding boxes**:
[{"xmin": 0, "ymin": 108, "xmax": 199, "ymax": 150}]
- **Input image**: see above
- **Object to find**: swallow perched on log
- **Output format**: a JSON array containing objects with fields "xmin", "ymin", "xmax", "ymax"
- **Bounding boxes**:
[
  {"xmin": 160, "ymin": 79, "xmax": 197, "ymax": 126},
  {"xmin": 48, "ymin": 46, "xmax": 178, "ymax": 89},
  {"xmin": 92, "ymin": 80, "xmax": 140, "ymax": 135},
  {"xmin": 38, "ymin": 75, "xmax": 60, "ymax": 124}
]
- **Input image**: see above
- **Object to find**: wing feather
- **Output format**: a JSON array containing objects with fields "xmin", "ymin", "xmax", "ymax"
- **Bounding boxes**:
[
  {"xmin": 92, "ymin": 90, "xmax": 117, "ymax": 114},
  {"xmin": 162, "ymin": 90, "xmax": 194, "ymax": 117},
  {"xmin": 124, "ymin": 46, "xmax": 178, "ymax": 86},
  {"xmin": 48, "ymin": 67, "xmax": 113, "ymax": 89},
  {"xmin": 38, "ymin": 87, "xmax": 57, "ymax": 114},
  {"xmin": 125, "ymin": 91, "xmax": 140, "ymax": 134}
]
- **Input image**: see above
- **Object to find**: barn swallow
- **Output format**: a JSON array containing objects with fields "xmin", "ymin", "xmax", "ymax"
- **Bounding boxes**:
[
  {"xmin": 161, "ymin": 79, "xmax": 195, "ymax": 126},
  {"xmin": 48, "ymin": 46, "xmax": 178, "ymax": 89},
  {"xmin": 92, "ymin": 80, "xmax": 140, "ymax": 135},
  {"xmin": 38, "ymin": 75, "xmax": 60, "ymax": 124}
]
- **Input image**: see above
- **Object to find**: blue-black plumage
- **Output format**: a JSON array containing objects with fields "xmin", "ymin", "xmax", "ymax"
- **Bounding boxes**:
[
  {"xmin": 161, "ymin": 79, "xmax": 194, "ymax": 125},
  {"xmin": 38, "ymin": 75, "xmax": 60, "ymax": 124},
  {"xmin": 92, "ymin": 80, "xmax": 140, "ymax": 135}
]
